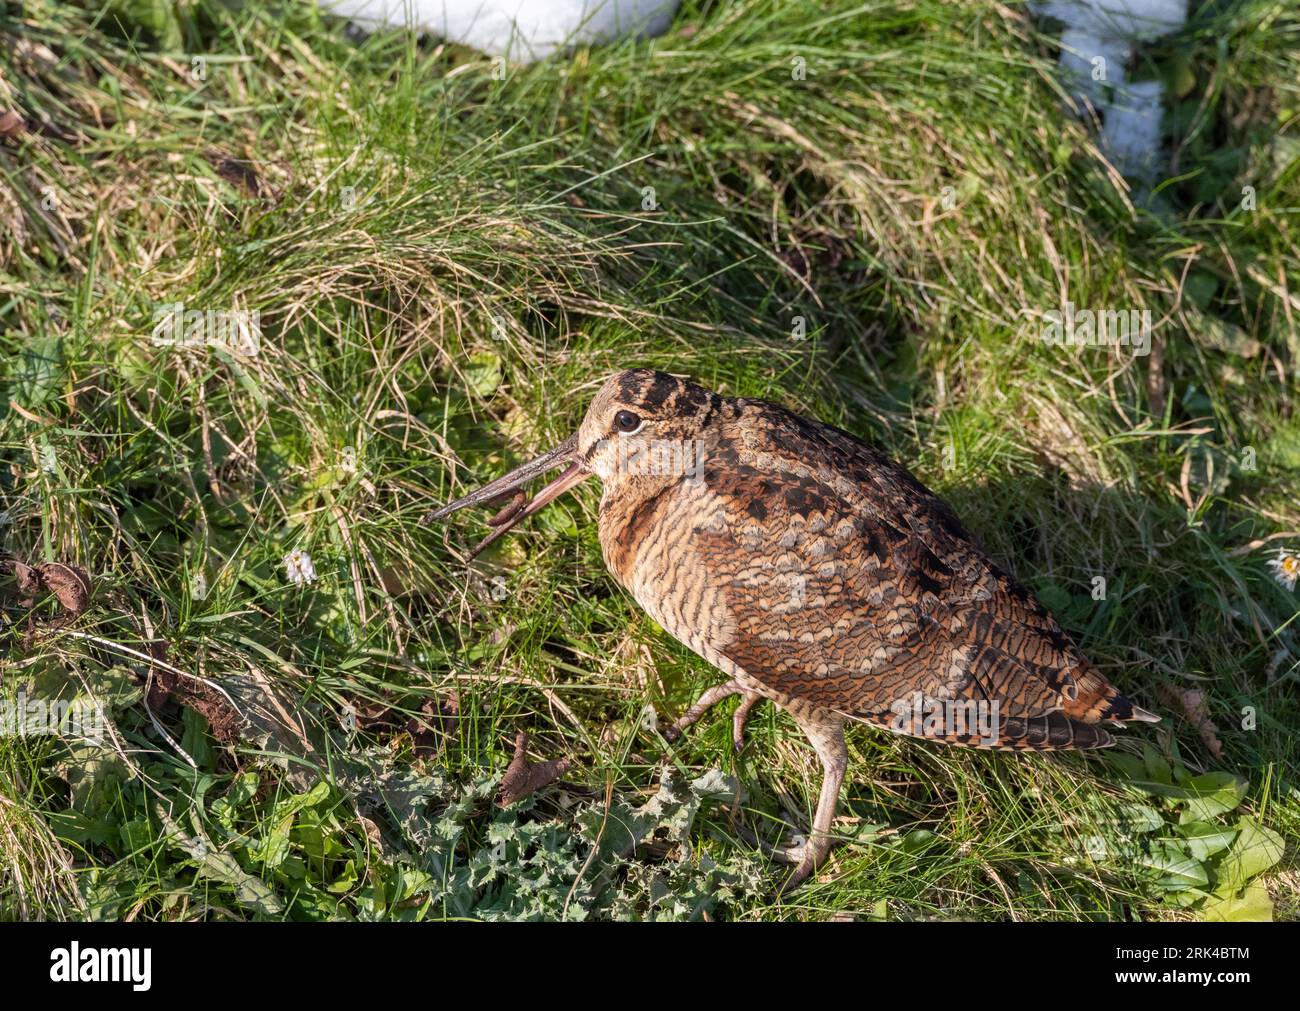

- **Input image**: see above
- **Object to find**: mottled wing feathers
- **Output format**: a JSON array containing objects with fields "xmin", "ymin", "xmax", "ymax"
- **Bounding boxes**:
[{"xmin": 689, "ymin": 398, "xmax": 1140, "ymax": 750}]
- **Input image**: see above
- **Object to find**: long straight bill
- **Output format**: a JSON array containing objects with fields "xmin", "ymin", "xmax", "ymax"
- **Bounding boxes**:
[{"xmin": 429, "ymin": 433, "xmax": 589, "ymax": 558}]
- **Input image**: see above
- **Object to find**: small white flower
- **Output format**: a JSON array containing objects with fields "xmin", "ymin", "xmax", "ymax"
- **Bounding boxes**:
[
  {"xmin": 284, "ymin": 549, "xmax": 317, "ymax": 586},
  {"xmin": 340, "ymin": 446, "xmax": 358, "ymax": 477},
  {"xmin": 1268, "ymin": 549, "xmax": 1300, "ymax": 592}
]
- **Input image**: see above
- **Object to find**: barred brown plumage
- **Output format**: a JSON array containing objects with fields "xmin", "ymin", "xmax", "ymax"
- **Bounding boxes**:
[{"xmin": 432, "ymin": 368, "xmax": 1160, "ymax": 889}]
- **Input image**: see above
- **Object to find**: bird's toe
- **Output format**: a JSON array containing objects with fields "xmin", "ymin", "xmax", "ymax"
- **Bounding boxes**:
[{"xmin": 731, "ymin": 691, "xmax": 764, "ymax": 753}]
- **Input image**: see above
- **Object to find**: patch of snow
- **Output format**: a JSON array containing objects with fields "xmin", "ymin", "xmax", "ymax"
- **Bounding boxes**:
[
  {"xmin": 1057, "ymin": 26, "xmax": 1124, "ymax": 110},
  {"xmin": 320, "ymin": 0, "xmax": 681, "ymax": 62},
  {"xmin": 1033, "ymin": 0, "xmax": 1188, "ymax": 184},
  {"xmin": 1036, "ymin": 0, "xmax": 1185, "ymax": 42},
  {"xmin": 1101, "ymin": 79, "xmax": 1165, "ymax": 181}
]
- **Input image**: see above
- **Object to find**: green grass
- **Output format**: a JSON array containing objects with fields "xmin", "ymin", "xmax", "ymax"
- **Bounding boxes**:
[{"xmin": 0, "ymin": 0, "xmax": 1296, "ymax": 920}]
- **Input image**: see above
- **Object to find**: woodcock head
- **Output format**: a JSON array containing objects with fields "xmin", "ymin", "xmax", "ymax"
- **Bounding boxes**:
[{"xmin": 431, "ymin": 369, "xmax": 717, "ymax": 554}]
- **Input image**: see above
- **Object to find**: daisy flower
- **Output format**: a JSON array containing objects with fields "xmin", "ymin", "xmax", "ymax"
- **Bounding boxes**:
[
  {"xmin": 1268, "ymin": 549, "xmax": 1300, "ymax": 592},
  {"xmin": 284, "ymin": 549, "xmax": 317, "ymax": 586}
]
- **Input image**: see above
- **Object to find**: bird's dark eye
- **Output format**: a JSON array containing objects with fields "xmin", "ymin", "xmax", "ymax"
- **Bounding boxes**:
[{"xmin": 614, "ymin": 410, "xmax": 642, "ymax": 433}]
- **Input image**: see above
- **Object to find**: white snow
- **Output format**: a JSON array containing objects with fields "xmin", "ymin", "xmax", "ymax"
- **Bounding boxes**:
[
  {"xmin": 1100, "ymin": 78, "xmax": 1165, "ymax": 181},
  {"xmin": 1036, "ymin": 0, "xmax": 1185, "ymax": 41},
  {"xmin": 1033, "ymin": 0, "xmax": 1188, "ymax": 183},
  {"xmin": 1057, "ymin": 25, "xmax": 1124, "ymax": 110},
  {"xmin": 320, "ymin": 0, "xmax": 681, "ymax": 62}
]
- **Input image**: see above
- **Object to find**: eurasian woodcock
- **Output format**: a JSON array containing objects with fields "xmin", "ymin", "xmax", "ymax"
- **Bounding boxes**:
[{"xmin": 432, "ymin": 369, "xmax": 1159, "ymax": 888}]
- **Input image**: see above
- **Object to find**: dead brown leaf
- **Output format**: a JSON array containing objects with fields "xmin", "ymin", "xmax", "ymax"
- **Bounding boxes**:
[
  {"xmin": 207, "ymin": 150, "xmax": 266, "ymax": 198},
  {"xmin": 10, "ymin": 560, "xmax": 42, "ymax": 605},
  {"xmin": 4, "ymin": 559, "xmax": 92, "ymax": 620},
  {"xmin": 0, "ymin": 110, "xmax": 25, "ymax": 139},
  {"xmin": 142, "ymin": 638, "xmax": 242, "ymax": 744},
  {"xmin": 497, "ymin": 731, "xmax": 571, "ymax": 807},
  {"xmin": 36, "ymin": 562, "xmax": 92, "ymax": 616}
]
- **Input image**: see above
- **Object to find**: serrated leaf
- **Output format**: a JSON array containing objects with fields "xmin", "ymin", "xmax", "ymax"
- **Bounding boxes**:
[{"xmin": 579, "ymin": 766, "xmax": 740, "ymax": 863}]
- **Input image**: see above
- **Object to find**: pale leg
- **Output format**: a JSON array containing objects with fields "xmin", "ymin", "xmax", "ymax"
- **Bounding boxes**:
[
  {"xmin": 662, "ymin": 679, "xmax": 766, "ymax": 750},
  {"xmin": 775, "ymin": 713, "xmax": 848, "ymax": 891}
]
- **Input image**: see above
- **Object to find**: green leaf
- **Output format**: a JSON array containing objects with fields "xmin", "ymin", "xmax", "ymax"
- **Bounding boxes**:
[
  {"xmin": 465, "ymin": 351, "xmax": 503, "ymax": 397},
  {"xmin": 1189, "ymin": 312, "xmax": 1260, "ymax": 358},
  {"xmin": 47, "ymin": 809, "xmax": 118, "ymax": 847},
  {"xmin": 900, "ymin": 829, "xmax": 937, "ymax": 855},
  {"xmin": 538, "ymin": 502, "xmax": 580, "ymax": 537},
  {"xmin": 181, "ymin": 707, "xmax": 214, "ymax": 770},
  {"xmin": 1270, "ymin": 135, "xmax": 1300, "ymax": 182},
  {"xmin": 214, "ymin": 348, "xmax": 268, "ymax": 408},
  {"xmin": 1215, "ymin": 819, "xmax": 1284, "ymax": 894},
  {"xmin": 11, "ymin": 331, "xmax": 64, "ymax": 411},
  {"xmin": 1176, "ymin": 821, "xmax": 1237, "ymax": 861},
  {"xmin": 58, "ymin": 744, "xmax": 129, "ymax": 821},
  {"xmin": 1202, "ymin": 881, "xmax": 1273, "ymax": 922},
  {"xmin": 273, "ymin": 779, "xmax": 332, "ymax": 821},
  {"xmin": 1183, "ymin": 271, "xmax": 1218, "ymax": 310},
  {"xmin": 1142, "ymin": 744, "xmax": 1172, "ymax": 785},
  {"xmin": 1106, "ymin": 752, "xmax": 1148, "ymax": 782},
  {"xmin": 1120, "ymin": 803, "xmax": 1164, "ymax": 834},
  {"xmin": 228, "ymin": 772, "xmax": 260, "ymax": 807},
  {"xmin": 1137, "ymin": 842, "xmax": 1208, "ymax": 892},
  {"xmin": 327, "ymin": 859, "xmax": 360, "ymax": 894},
  {"xmin": 1036, "ymin": 583, "xmax": 1070, "ymax": 615},
  {"xmin": 88, "ymin": 665, "xmax": 145, "ymax": 710},
  {"xmin": 1180, "ymin": 773, "xmax": 1248, "ymax": 823},
  {"xmin": 1161, "ymin": 52, "xmax": 1197, "ymax": 100},
  {"xmin": 119, "ymin": 818, "xmax": 155, "ymax": 856},
  {"xmin": 578, "ymin": 766, "xmax": 741, "ymax": 864},
  {"xmin": 154, "ymin": 805, "xmax": 284, "ymax": 917},
  {"xmin": 1166, "ymin": 887, "xmax": 1211, "ymax": 909},
  {"xmin": 251, "ymin": 816, "xmax": 293, "ymax": 870}
]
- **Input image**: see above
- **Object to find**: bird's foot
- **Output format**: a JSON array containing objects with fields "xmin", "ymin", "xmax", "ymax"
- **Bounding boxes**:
[
  {"xmin": 661, "ymin": 680, "xmax": 765, "ymax": 752},
  {"xmin": 734, "ymin": 824, "xmax": 835, "ymax": 893},
  {"xmin": 774, "ymin": 833, "xmax": 834, "ymax": 894}
]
